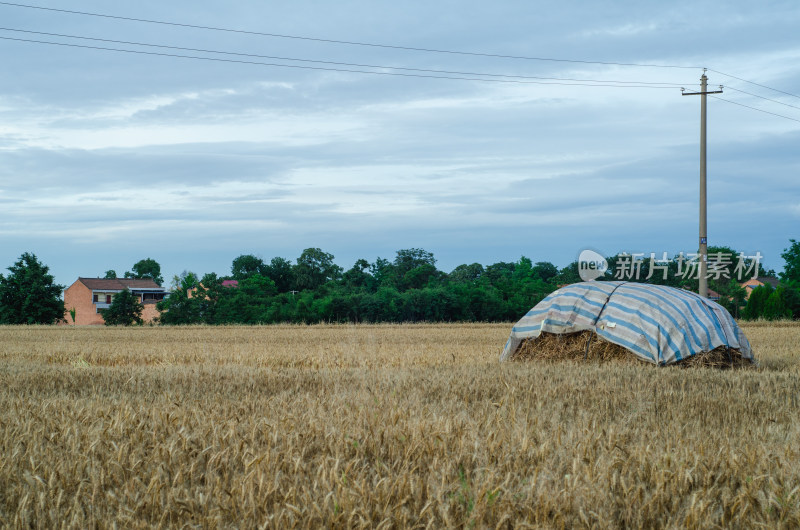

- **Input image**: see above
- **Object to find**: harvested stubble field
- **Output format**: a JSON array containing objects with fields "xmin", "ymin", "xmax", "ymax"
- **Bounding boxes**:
[{"xmin": 0, "ymin": 322, "xmax": 799, "ymax": 529}]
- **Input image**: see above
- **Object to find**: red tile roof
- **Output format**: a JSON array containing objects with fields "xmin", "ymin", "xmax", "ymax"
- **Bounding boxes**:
[
  {"xmin": 78, "ymin": 278, "xmax": 163, "ymax": 290},
  {"xmin": 741, "ymin": 276, "xmax": 781, "ymax": 291}
]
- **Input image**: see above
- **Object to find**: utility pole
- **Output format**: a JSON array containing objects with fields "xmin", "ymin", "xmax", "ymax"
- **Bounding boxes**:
[{"xmin": 682, "ymin": 70, "xmax": 722, "ymax": 298}]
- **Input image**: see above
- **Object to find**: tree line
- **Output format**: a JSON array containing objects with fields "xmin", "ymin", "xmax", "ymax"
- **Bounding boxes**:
[
  {"xmin": 156, "ymin": 242, "xmax": 800, "ymax": 325},
  {"xmin": 0, "ymin": 240, "xmax": 799, "ymax": 325},
  {"xmin": 157, "ymin": 248, "xmax": 559, "ymax": 325}
]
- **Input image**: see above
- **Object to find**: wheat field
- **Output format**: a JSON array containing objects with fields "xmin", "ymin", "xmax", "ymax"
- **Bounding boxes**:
[{"xmin": 0, "ymin": 322, "xmax": 798, "ymax": 528}]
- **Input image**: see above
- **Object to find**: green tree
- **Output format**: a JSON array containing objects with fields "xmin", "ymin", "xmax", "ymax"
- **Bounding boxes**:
[
  {"xmin": 402, "ymin": 263, "xmax": 438, "ymax": 290},
  {"xmin": 743, "ymin": 284, "xmax": 773, "ymax": 320},
  {"xmin": 231, "ymin": 254, "xmax": 267, "ymax": 281},
  {"xmin": 483, "ymin": 262, "xmax": 515, "ymax": 287},
  {"xmin": 125, "ymin": 258, "xmax": 163, "ymax": 285},
  {"xmin": 169, "ymin": 270, "xmax": 198, "ymax": 290},
  {"xmin": 394, "ymin": 248, "xmax": 436, "ymax": 277},
  {"xmin": 294, "ymin": 248, "xmax": 341, "ymax": 291},
  {"xmin": 102, "ymin": 289, "xmax": 143, "ymax": 326},
  {"xmin": 719, "ymin": 279, "xmax": 748, "ymax": 319},
  {"xmin": 214, "ymin": 275, "xmax": 277, "ymax": 324},
  {"xmin": 0, "ymin": 252, "xmax": 65, "ymax": 324},
  {"xmin": 342, "ymin": 259, "xmax": 376, "ymax": 290},
  {"xmin": 780, "ymin": 283, "xmax": 800, "ymax": 319},
  {"xmin": 193, "ymin": 273, "xmax": 226, "ymax": 324},
  {"xmin": 103, "ymin": 269, "xmax": 117, "ymax": 279},
  {"xmin": 555, "ymin": 261, "xmax": 582, "ymax": 286},
  {"xmin": 265, "ymin": 257, "xmax": 295, "ymax": 293},
  {"xmin": 370, "ymin": 257, "xmax": 398, "ymax": 288},
  {"xmin": 763, "ymin": 287, "xmax": 791, "ymax": 320},
  {"xmin": 449, "ymin": 263, "xmax": 484, "ymax": 283},
  {"xmin": 780, "ymin": 239, "xmax": 800, "ymax": 283},
  {"xmin": 158, "ymin": 272, "xmax": 205, "ymax": 325},
  {"xmin": 512, "ymin": 256, "xmax": 535, "ymax": 282},
  {"xmin": 532, "ymin": 261, "xmax": 558, "ymax": 283}
]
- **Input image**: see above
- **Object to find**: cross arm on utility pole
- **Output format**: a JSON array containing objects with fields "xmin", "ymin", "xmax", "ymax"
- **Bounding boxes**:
[{"xmin": 681, "ymin": 88, "xmax": 723, "ymax": 96}]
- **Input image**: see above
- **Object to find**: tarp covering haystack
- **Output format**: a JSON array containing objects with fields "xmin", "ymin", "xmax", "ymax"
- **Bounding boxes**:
[{"xmin": 501, "ymin": 281, "xmax": 754, "ymax": 366}]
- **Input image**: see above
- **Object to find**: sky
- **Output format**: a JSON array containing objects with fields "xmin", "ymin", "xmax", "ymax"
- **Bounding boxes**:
[{"xmin": 1, "ymin": 0, "xmax": 798, "ymax": 288}]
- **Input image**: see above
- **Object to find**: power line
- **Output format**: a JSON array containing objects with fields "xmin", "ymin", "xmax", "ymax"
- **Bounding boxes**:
[
  {"xmin": 0, "ymin": 1, "xmax": 701, "ymax": 70},
  {"xmin": 710, "ymin": 95, "xmax": 800, "ymax": 124},
  {"xmin": 6, "ymin": 2, "xmax": 797, "ymax": 109},
  {"xmin": 709, "ymin": 69, "xmax": 800, "ymax": 100},
  {"xmin": 0, "ymin": 27, "xmax": 690, "ymax": 87},
  {"xmin": 723, "ymin": 86, "xmax": 800, "ymax": 112},
  {"xmin": 0, "ymin": 35, "xmax": 687, "ymax": 89}
]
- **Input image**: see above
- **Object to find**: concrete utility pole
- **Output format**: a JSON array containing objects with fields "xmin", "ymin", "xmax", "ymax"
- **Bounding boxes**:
[{"xmin": 682, "ymin": 70, "xmax": 722, "ymax": 298}]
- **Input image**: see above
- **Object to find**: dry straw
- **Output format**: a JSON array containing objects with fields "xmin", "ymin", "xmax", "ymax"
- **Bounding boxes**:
[
  {"xmin": 0, "ymin": 323, "xmax": 797, "ymax": 528},
  {"xmin": 510, "ymin": 331, "xmax": 754, "ymax": 368}
]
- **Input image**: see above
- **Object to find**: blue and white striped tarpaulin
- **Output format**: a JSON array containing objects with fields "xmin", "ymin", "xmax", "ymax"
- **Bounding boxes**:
[{"xmin": 500, "ymin": 281, "xmax": 753, "ymax": 365}]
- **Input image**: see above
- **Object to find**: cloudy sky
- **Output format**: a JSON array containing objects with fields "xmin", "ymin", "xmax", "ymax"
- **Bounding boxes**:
[{"xmin": 1, "ymin": 0, "xmax": 798, "ymax": 287}]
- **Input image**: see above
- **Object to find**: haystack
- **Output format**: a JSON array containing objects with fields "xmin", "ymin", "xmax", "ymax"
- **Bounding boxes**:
[{"xmin": 501, "ymin": 281, "xmax": 754, "ymax": 367}]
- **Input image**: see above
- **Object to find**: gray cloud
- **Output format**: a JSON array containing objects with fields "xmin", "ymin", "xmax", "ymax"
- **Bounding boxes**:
[{"xmin": 0, "ymin": 0, "xmax": 797, "ymax": 284}]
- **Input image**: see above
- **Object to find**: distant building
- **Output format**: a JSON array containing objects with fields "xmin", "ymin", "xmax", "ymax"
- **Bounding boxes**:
[
  {"xmin": 187, "ymin": 279, "xmax": 238, "ymax": 299},
  {"xmin": 63, "ymin": 278, "xmax": 167, "ymax": 325},
  {"xmin": 740, "ymin": 276, "xmax": 781, "ymax": 300}
]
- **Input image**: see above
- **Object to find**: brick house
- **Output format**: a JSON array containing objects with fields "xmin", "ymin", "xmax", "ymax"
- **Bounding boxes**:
[{"xmin": 63, "ymin": 278, "xmax": 167, "ymax": 325}]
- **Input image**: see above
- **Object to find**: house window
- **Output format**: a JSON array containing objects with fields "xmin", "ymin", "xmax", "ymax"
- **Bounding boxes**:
[
  {"xmin": 93, "ymin": 294, "xmax": 98, "ymax": 303},
  {"xmin": 106, "ymin": 295, "xmax": 112, "ymax": 304}
]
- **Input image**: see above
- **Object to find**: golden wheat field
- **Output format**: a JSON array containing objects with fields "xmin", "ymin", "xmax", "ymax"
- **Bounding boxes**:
[{"xmin": 1, "ymin": 322, "xmax": 799, "ymax": 529}]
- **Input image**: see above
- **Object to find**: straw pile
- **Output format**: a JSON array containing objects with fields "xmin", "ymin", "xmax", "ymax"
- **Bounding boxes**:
[{"xmin": 510, "ymin": 331, "xmax": 753, "ymax": 368}]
